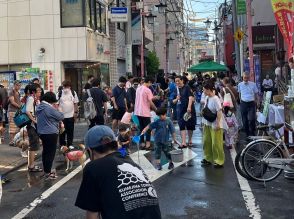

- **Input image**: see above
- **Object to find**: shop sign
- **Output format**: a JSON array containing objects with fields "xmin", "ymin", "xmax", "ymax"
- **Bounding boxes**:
[
  {"xmin": 271, "ymin": 0, "xmax": 294, "ymax": 55},
  {"xmin": 254, "ymin": 55, "xmax": 262, "ymax": 94},
  {"xmin": 237, "ymin": 0, "xmax": 246, "ymax": 15},
  {"xmin": 97, "ymin": 44, "xmax": 104, "ymax": 55},
  {"xmin": 110, "ymin": 7, "xmax": 128, "ymax": 22},
  {"xmin": 252, "ymin": 26, "xmax": 275, "ymax": 44}
]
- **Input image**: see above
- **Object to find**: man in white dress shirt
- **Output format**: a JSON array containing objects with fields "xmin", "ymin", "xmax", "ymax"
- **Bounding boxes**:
[
  {"xmin": 238, "ymin": 72, "xmax": 259, "ymax": 137},
  {"xmin": 262, "ymin": 74, "xmax": 273, "ymax": 92}
]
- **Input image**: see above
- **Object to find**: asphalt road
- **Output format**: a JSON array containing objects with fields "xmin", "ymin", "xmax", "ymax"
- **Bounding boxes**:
[{"xmin": 1, "ymin": 133, "xmax": 294, "ymax": 219}]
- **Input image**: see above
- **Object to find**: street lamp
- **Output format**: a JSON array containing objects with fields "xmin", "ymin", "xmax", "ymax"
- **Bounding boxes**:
[
  {"xmin": 145, "ymin": 12, "xmax": 157, "ymax": 51},
  {"xmin": 203, "ymin": 19, "xmax": 212, "ymax": 29},
  {"xmin": 145, "ymin": 12, "xmax": 157, "ymax": 25},
  {"xmin": 155, "ymin": 2, "xmax": 167, "ymax": 14}
]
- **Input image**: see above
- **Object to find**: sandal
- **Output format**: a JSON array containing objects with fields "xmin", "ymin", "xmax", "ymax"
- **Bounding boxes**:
[
  {"xmin": 188, "ymin": 142, "xmax": 193, "ymax": 148},
  {"xmin": 28, "ymin": 166, "xmax": 43, "ymax": 172},
  {"xmin": 44, "ymin": 172, "xmax": 58, "ymax": 180},
  {"xmin": 144, "ymin": 146, "xmax": 153, "ymax": 151},
  {"xmin": 178, "ymin": 145, "xmax": 187, "ymax": 149}
]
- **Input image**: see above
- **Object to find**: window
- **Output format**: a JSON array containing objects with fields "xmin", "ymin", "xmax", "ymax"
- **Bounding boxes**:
[
  {"xmin": 94, "ymin": 1, "xmax": 107, "ymax": 33},
  {"xmin": 95, "ymin": 1, "xmax": 101, "ymax": 32},
  {"xmin": 60, "ymin": 0, "xmax": 106, "ymax": 32},
  {"xmin": 100, "ymin": 4, "xmax": 107, "ymax": 34},
  {"xmin": 61, "ymin": 0, "xmax": 84, "ymax": 27}
]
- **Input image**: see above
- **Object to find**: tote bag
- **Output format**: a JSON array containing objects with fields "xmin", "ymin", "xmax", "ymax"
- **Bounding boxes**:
[{"xmin": 14, "ymin": 104, "xmax": 31, "ymax": 128}]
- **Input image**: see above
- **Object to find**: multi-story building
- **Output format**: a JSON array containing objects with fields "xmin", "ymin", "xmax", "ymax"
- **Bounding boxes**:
[{"xmin": 0, "ymin": 0, "xmax": 113, "ymax": 94}]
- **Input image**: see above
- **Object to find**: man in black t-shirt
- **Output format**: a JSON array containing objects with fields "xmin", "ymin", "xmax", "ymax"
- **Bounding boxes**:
[
  {"xmin": 111, "ymin": 76, "xmax": 128, "ymax": 132},
  {"xmin": 84, "ymin": 75, "xmax": 94, "ymax": 91},
  {"xmin": 75, "ymin": 125, "xmax": 161, "ymax": 219},
  {"xmin": 84, "ymin": 78, "xmax": 108, "ymax": 129}
]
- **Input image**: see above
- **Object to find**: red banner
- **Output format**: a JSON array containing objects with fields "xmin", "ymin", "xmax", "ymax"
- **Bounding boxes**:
[{"xmin": 272, "ymin": 0, "xmax": 294, "ymax": 56}]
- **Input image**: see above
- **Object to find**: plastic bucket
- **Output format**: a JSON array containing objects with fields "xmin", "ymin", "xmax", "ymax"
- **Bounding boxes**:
[{"xmin": 170, "ymin": 149, "xmax": 184, "ymax": 163}]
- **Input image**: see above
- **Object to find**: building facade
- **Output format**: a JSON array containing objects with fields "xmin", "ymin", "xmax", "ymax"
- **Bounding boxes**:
[{"xmin": 0, "ymin": 0, "xmax": 111, "ymax": 95}]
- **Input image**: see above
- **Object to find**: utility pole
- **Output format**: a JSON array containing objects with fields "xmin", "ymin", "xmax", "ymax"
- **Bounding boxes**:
[
  {"xmin": 140, "ymin": 0, "xmax": 145, "ymax": 77},
  {"xmin": 165, "ymin": 12, "xmax": 168, "ymax": 76},
  {"xmin": 126, "ymin": 0, "xmax": 132, "ymax": 75},
  {"xmin": 231, "ymin": 0, "xmax": 241, "ymax": 77},
  {"xmin": 246, "ymin": 0, "xmax": 254, "ymax": 81}
]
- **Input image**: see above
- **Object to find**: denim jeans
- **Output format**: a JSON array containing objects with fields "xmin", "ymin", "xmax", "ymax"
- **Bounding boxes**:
[{"xmin": 240, "ymin": 101, "xmax": 256, "ymax": 136}]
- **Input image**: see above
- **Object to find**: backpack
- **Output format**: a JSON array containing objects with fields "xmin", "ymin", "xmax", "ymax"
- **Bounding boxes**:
[
  {"xmin": 58, "ymin": 88, "xmax": 76, "ymax": 100},
  {"xmin": 84, "ymin": 89, "xmax": 97, "ymax": 120}
]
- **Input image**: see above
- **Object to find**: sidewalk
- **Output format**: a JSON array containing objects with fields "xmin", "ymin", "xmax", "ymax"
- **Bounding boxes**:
[{"xmin": 0, "ymin": 120, "xmax": 89, "ymax": 177}]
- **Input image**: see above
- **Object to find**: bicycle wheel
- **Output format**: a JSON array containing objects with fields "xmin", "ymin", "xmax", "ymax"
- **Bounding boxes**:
[
  {"xmin": 242, "ymin": 140, "xmax": 283, "ymax": 182},
  {"xmin": 234, "ymin": 151, "xmax": 254, "ymax": 180}
]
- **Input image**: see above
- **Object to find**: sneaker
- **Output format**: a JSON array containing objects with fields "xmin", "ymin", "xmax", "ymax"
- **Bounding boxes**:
[
  {"xmin": 156, "ymin": 163, "xmax": 162, "ymax": 170},
  {"xmin": 20, "ymin": 151, "xmax": 28, "ymax": 158},
  {"xmin": 168, "ymin": 162, "xmax": 174, "ymax": 170},
  {"xmin": 69, "ymin": 145, "xmax": 75, "ymax": 150}
]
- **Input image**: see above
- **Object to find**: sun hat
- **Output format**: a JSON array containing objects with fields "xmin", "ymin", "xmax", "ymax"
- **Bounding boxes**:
[{"xmin": 84, "ymin": 125, "xmax": 116, "ymax": 149}]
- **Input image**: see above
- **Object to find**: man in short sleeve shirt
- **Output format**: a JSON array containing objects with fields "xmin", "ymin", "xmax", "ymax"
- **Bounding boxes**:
[
  {"xmin": 86, "ymin": 78, "xmax": 108, "ymax": 128},
  {"xmin": 238, "ymin": 72, "xmax": 259, "ymax": 137},
  {"xmin": 134, "ymin": 76, "xmax": 157, "ymax": 149},
  {"xmin": 58, "ymin": 81, "xmax": 79, "ymax": 147},
  {"xmin": 111, "ymin": 76, "xmax": 128, "ymax": 132},
  {"xmin": 75, "ymin": 125, "xmax": 161, "ymax": 219}
]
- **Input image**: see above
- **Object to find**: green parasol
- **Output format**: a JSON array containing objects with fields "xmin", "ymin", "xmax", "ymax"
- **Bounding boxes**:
[{"xmin": 187, "ymin": 61, "xmax": 228, "ymax": 72}]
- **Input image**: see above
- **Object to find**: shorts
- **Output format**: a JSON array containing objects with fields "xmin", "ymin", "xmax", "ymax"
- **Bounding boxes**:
[
  {"xmin": 9, "ymin": 112, "xmax": 19, "ymax": 134},
  {"xmin": 27, "ymin": 124, "xmax": 40, "ymax": 151},
  {"xmin": 112, "ymin": 108, "xmax": 126, "ymax": 120},
  {"xmin": 178, "ymin": 117, "xmax": 196, "ymax": 131}
]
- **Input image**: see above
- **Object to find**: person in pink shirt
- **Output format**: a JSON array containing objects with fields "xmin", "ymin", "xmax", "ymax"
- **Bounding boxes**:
[{"xmin": 134, "ymin": 76, "xmax": 157, "ymax": 150}]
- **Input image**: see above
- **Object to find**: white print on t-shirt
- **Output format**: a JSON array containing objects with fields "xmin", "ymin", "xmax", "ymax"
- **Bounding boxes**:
[
  {"xmin": 117, "ymin": 163, "xmax": 158, "ymax": 211},
  {"xmin": 117, "ymin": 163, "xmax": 149, "ymax": 187}
]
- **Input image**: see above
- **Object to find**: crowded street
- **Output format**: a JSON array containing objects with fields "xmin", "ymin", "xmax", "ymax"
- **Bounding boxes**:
[
  {"xmin": 1, "ymin": 0, "xmax": 294, "ymax": 218},
  {"xmin": 1, "ymin": 118, "xmax": 294, "ymax": 219}
]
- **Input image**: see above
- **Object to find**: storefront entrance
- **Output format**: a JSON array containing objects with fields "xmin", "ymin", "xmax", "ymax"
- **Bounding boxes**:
[{"xmin": 64, "ymin": 62, "xmax": 109, "ymax": 117}]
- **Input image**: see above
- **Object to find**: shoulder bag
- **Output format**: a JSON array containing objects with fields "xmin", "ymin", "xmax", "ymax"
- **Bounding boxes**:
[{"xmin": 201, "ymin": 98, "xmax": 217, "ymax": 123}]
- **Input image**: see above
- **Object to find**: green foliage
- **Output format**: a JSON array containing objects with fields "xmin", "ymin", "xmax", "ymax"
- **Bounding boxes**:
[{"xmin": 146, "ymin": 51, "xmax": 160, "ymax": 76}]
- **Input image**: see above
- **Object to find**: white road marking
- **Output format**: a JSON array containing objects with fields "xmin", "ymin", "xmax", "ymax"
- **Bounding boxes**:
[
  {"xmin": 230, "ymin": 148, "xmax": 261, "ymax": 219},
  {"xmin": 130, "ymin": 148, "xmax": 197, "ymax": 182},
  {"xmin": 11, "ymin": 160, "xmax": 89, "ymax": 219}
]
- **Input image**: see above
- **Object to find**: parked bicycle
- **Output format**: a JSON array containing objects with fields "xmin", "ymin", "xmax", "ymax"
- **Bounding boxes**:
[{"xmin": 235, "ymin": 123, "xmax": 294, "ymax": 182}]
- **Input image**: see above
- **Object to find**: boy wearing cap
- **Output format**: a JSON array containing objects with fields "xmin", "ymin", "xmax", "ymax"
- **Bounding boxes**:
[
  {"xmin": 75, "ymin": 125, "xmax": 161, "ymax": 219},
  {"xmin": 142, "ymin": 108, "xmax": 176, "ymax": 170},
  {"xmin": 8, "ymin": 80, "xmax": 22, "ymax": 146}
]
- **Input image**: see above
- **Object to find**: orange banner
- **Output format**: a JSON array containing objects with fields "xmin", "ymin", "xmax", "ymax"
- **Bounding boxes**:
[{"xmin": 272, "ymin": 0, "xmax": 294, "ymax": 55}]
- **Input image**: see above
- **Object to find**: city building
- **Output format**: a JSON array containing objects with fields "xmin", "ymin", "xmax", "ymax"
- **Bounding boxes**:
[{"xmin": 0, "ymin": 0, "xmax": 111, "ymax": 94}]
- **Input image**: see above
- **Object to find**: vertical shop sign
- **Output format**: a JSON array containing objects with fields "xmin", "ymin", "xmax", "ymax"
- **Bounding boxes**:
[
  {"xmin": 48, "ymin": 71, "xmax": 54, "ymax": 92},
  {"xmin": 254, "ymin": 55, "xmax": 262, "ymax": 94},
  {"xmin": 271, "ymin": 0, "xmax": 294, "ymax": 55}
]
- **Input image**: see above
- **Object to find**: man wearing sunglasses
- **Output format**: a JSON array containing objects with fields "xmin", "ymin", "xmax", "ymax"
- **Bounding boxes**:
[{"xmin": 75, "ymin": 125, "xmax": 161, "ymax": 219}]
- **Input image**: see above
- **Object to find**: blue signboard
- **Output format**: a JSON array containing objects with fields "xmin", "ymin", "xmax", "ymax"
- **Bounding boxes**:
[
  {"xmin": 254, "ymin": 55, "xmax": 261, "ymax": 94},
  {"xmin": 110, "ymin": 7, "xmax": 128, "ymax": 22},
  {"xmin": 111, "ymin": 7, "xmax": 128, "ymax": 14}
]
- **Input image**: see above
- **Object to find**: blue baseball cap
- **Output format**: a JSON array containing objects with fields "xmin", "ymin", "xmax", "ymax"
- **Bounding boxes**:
[{"xmin": 84, "ymin": 125, "xmax": 116, "ymax": 149}]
